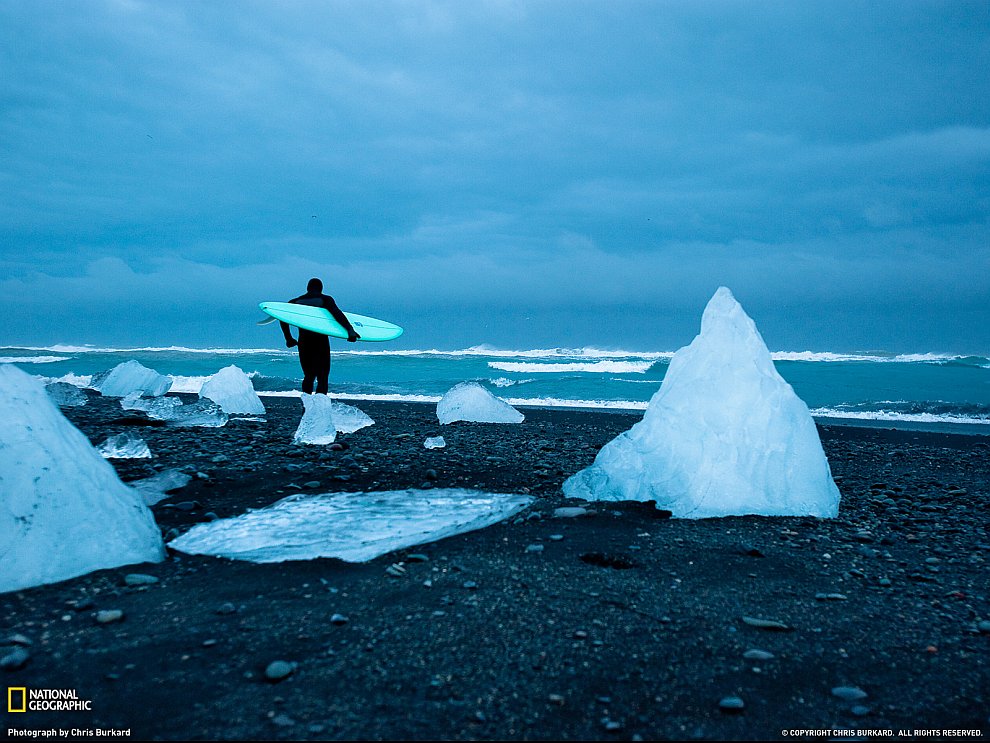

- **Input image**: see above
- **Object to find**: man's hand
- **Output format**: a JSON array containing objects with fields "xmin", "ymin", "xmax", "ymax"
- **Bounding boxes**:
[
  {"xmin": 347, "ymin": 331, "xmax": 360, "ymax": 343},
  {"xmin": 285, "ymin": 337, "xmax": 298, "ymax": 348}
]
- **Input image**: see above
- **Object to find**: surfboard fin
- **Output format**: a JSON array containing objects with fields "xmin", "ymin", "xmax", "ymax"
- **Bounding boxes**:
[{"xmin": 256, "ymin": 316, "xmax": 278, "ymax": 326}]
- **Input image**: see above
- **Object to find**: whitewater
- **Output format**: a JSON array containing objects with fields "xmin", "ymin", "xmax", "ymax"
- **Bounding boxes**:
[{"xmin": 2, "ymin": 344, "xmax": 989, "ymax": 431}]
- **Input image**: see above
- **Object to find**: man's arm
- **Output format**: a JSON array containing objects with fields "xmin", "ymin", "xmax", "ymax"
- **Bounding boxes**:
[
  {"xmin": 279, "ymin": 321, "xmax": 297, "ymax": 348},
  {"xmin": 323, "ymin": 296, "xmax": 360, "ymax": 342}
]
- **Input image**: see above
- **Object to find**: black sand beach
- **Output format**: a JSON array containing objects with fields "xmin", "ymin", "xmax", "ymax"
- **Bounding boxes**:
[{"xmin": 3, "ymin": 394, "xmax": 989, "ymax": 741}]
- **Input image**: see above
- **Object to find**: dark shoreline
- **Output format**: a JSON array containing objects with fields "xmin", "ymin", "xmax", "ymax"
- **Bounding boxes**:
[{"xmin": 2, "ymin": 394, "xmax": 988, "ymax": 741}]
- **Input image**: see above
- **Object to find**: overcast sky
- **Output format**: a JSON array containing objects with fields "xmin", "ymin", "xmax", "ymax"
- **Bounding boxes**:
[{"xmin": 1, "ymin": 0, "xmax": 988, "ymax": 352}]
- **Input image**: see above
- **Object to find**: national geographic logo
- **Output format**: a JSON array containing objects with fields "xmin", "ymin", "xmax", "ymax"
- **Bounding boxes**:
[{"xmin": 7, "ymin": 687, "xmax": 93, "ymax": 712}]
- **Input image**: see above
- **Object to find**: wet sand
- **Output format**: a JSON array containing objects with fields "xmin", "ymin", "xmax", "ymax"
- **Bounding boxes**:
[{"xmin": 2, "ymin": 393, "xmax": 989, "ymax": 740}]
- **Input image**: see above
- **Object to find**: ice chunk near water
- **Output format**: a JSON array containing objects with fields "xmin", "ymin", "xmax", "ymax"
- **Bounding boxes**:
[
  {"xmin": 563, "ymin": 287, "xmax": 840, "ymax": 519},
  {"xmin": 99, "ymin": 432, "xmax": 152, "ymax": 459},
  {"xmin": 292, "ymin": 395, "xmax": 374, "ymax": 445},
  {"xmin": 199, "ymin": 365, "xmax": 265, "ymax": 415},
  {"xmin": 436, "ymin": 382, "xmax": 524, "ymax": 424},
  {"xmin": 121, "ymin": 393, "xmax": 227, "ymax": 428},
  {"xmin": 0, "ymin": 365, "xmax": 164, "ymax": 593},
  {"xmin": 424, "ymin": 436, "xmax": 446, "ymax": 449},
  {"xmin": 131, "ymin": 468, "xmax": 192, "ymax": 506},
  {"xmin": 169, "ymin": 488, "xmax": 533, "ymax": 563},
  {"xmin": 91, "ymin": 360, "xmax": 171, "ymax": 398},
  {"xmin": 46, "ymin": 381, "xmax": 87, "ymax": 407}
]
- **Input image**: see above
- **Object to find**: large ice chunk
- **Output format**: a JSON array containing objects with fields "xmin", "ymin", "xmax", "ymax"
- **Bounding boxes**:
[
  {"xmin": 99, "ymin": 432, "xmax": 152, "ymax": 459},
  {"xmin": 293, "ymin": 395, "xmax": 374, "ymax": 445},
  {"xmin": 562, "ymin": 287, "xmax": 840, "ymax": 518},
  {"xmin": 46, "ymin": 381, "xmax": 87, "ymax": 407},
  {"xmin": 169, "ymin": 488, "xmax": 533, "ymax": 563},
  {"xmin": 91, "ymin": 360, "xmax": 171, "ymax": 397},
  {"xmin": 0, "ymin": 365, "xmax": 165, "ymax": 593},
  {"xmin": 199, "ymin": 365, "xmax": 265, "ymax": 415},
  {"xmin": 436, "ymin": 382, "xmax": 524, "ymax": 424}
]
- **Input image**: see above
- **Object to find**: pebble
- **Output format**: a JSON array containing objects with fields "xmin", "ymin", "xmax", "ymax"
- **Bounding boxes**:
[
  {"xmin": 216, "ymin": 602, "xmax": 237, "ymax": 615},
  {"xmin": 601, "ymin": 718, "xmax": 623, "ymax": 732},
  {"xmin": 462, "ymin": 581, "xmax": 478, "ymax": 590},
  {"xmin": 95, "ymin": 610, "xmax": 124, "ymax": 624},
  {"xmin": 303, "ymin": 481, "xmax": 321, "ymax": 489},
  {"xmin": 743, "ymin": 649, "xmax": 775, "ymax": 661},
  {"xmin": 719, "ymin": 695, "xmax": 745, "ymax": 712},
  {"xmin": 851, "ymin": 705, "xmax": 872, "ymax": 717},
  {"xmin": 977, "ymin": 620, "xmax": 990, "ymax": 634},
  {"xmin": 878, "ymin": 578, "xmax": 893, "ymax": 587},
  {"xmin": 553, "ymin": 507, "xmax": 588, "ymax": 518},
  {"xmin": 406, "ymin": 553, "xmax": 430, "ymax": 563},
  {"xmin": 549, "ymin": 534, "xmax": 564, "ymax": 542},
  {"xmin": 831, "ymin": 686, "xmax": 868, "ymax": 702},
  {"xmin": 265, "ymin": 660, "xmax": 296, "ymax": 681},
  {"xmin": 330, "ymin": 614, "xmax": 349, "ymax": 626},
  {"xmin": 741, "ymin": 616, "xmax": 791, "ymax": 631},
  {"xmin": 385, "ymin": 564, "xmax": 406, "ymax": 577},
  {"xmin": 1, "ymin": 647, "xmax": 30, "ymax": 671},
  {"xmin": 815, "ymin": 593, "xmax": 848, "ymax": 601},
  {"xmin": 271, "ymin": 713, "xmax": 296, "ymax": 727},
  {"xmin": 124, "ymin": 573, "xmax": 159, "ymax": 586},
  {"xmin": 425, "ymin": 469, "xmax": 438, "ymax": 481},
  {"xmin": 6, "ymin": 634, "xmax": 32, "ymax": 646},
  {"xmin": 526, "ymin": 544, "xmax": 545, "ymax": 553}
]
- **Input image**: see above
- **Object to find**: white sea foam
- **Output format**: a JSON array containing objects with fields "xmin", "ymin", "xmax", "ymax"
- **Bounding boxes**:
[
  {"xmin": 809, "ymin": 407, "xmax": 990, "ymax": 426},
  {"xmin": 0, "ymin": 355, "xmax": 72, "ymax": 364},
  {"xmin": 488, "ymin": 360, "xmax": 655, "ymax": 374},
  {"xmin": 490, "ymin": 377, "xmax": 534, "ymax": 387}
]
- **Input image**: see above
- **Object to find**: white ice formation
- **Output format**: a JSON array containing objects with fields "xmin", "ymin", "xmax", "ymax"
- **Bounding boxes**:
[
  {"xmin": 99, "ymin": 432, "xmax": 152, "ymax": 459},
  {"xmin": 199, "ymin": 365, "xmax": 266, "ymax": 415},
  {"xmin": 0, "ymin": 365, "xmax": 165, "ymax": 593},
  {"xmin": 46, "ymin": 382, "xmax": 87, "ymax": 407},
  {"xmin": 121, "ymin": 393, "xmax": 227, "ymax": 428},
  {"xmin": 91, "ymin": 360, "xmax": 171, "ymax": 398},
  {"xmin": 132, "ymin": 468, "xmax": 192, "ymax": 506},
  {"xmin": 169, "ymin": 488, "xmax": 533, "ymax": 563},
  {"xmin": 436, "ymin": 382, "xmax": 524, "ymax": 424},
  {"xmin": 424, "ymin": 436, "xmax": 446, "ymax": 450},
  {"xmin": 292, "ymin": 395, "xmax": 374, "ymax": 445},
  {"xmin": 562, "ymin": 287, "xmax": 841, "ymax": 519}
]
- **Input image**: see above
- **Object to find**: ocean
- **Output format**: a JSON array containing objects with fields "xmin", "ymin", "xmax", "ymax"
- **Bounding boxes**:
[{"xmin": 4, "ymin": 344, "xmax": 989, "ymax": 434}]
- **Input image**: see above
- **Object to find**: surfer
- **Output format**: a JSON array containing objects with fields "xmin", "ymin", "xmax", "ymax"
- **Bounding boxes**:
[{"xmin": 281, "ymin": 278, "xmax": 360, "ymax": 394}]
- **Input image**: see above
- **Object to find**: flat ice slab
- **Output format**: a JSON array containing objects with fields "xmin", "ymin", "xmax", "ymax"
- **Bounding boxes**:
[
  {"xmin": 122, "ymin": 393, "xmax": 228, "ymax": 427},
  {"xmin": 169, "ymin": 488, "xmax": 533, "ymax": 563},
  {"xmin": 293, "ymin": 395, "xmax": 374, "ymax": 445},
  {"xmin": 424, "ymin": 436, "xmax": 446, "ymax": 449},
  {"xmin": 46, "ymin": 381, "xmax": 87, "ymax": 407},
  {"xmin": 563, "ymin": 287, "xmax": 841, "ymax": 519},
  {"xmin": 200, "ymin": 365, "xmax": 266, "ymax": 415},
  {"xmin": 132, "ymin": 468, "xmax": 192, "ymax": 506},
  {"xmin": 92, "ymin": 360, "xmax": 171, "ymax": 397},
  {"xmin": 0, "ymin": 365, "xmax": 164, "ymax": 593},
  {"xmin": 437, "ymin": 382, "xmax": 524, "ymax": 424}
]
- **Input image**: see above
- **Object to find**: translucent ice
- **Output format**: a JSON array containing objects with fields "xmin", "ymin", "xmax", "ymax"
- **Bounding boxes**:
[
  {"xmin": 132, "ymin": 468, "xmax": 192, "ymax": 506},
  {"xmin": 293, "ymin": 395, "xmax": 374, "ymax": 445},
  {"xmin": 46, "ymin": 381, "xmax": 87, "ymax": 407},
  {"xmin": 563, "ymin": 287, "xmax": 841, "ymax": 518},
  {"xmin": 436, "ymin": 382, "xmax": 524, "ymax": 424},
  {"xmin": 91, "ymin": 360, "xmax": 171, "ymax": 398},
  {"xmin": 122, "ymin": 393, "xmax": 227, "ymax": 428},
  {"xmin": 0, "ymin": 365, "xmax": 164, "ymax": 593},
  {"xmin": 199, "ymin": 365, "xmax": 265, "ymax": 415},
  {"xmin": 169, "ymin": 488, "xmax": 533, "ymax": 563},
  {"xmin": 424, "ymin": 436, "xmax": 446, "ymax": 449},
  {"xmin": 99, "ymin": 432, "xmax": 152, "ymax": 459}
]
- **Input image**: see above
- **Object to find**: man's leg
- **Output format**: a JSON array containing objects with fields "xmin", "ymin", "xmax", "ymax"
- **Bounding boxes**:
[
  {"xmin": 315, "ymin": 352, "xmax": 330, "ymax": 395},
  {"xmin": 299, "ymin": 347, "xmax": 316, "ymax": 394}
]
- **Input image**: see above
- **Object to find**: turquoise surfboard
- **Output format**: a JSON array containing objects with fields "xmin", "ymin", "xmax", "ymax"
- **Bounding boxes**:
[{"xmin": 259, "ymin": 301, "xmax": 404, "ymax": 342}]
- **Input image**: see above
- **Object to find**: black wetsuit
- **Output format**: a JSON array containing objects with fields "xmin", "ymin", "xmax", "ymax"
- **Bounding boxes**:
[{"xmin": 280, "ymin": 292, "xmax": 356, "ymax": 395}]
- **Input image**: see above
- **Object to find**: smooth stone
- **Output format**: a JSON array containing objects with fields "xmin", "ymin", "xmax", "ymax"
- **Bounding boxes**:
[
  {"xmin": 216, "ymin": 602, "xmax": 237, "ymax": 615},
  {"xmin": 95, "ymin": 610, "xmax": 124, "ymax": 624},
  {"xmin": 330, "ymin": 614, "xmax": 349, "ymax": 626},
  {"xmin": 553, "ymin": 507, "xmax": 588, "ymax": 518},
  {"xmin": 0, "ymin": 647, "xmax": 30, "ymax": 671},
  {"xmin": 303, "ymin": 481, "xmax": 321, "ymax": 489},
  {"xmin": 741, "ymin": 616, "xmax": 791, "ymax": 631},
  {"xmin": 977, "ymin": 620, "xmax": 990, "ymax": 634},
  {"xmin": 719, "ymin": 695, "xmax": 745, "ymax": 712},
  {"xmin": 832, "ymin": 686, "xmax": 868, "ymax": 701},
  {"xmin": 265, "ymin": 660, "xmax": 295, "ymax": 681},
  {"xmin": 743, "ymin": 649, "xmax": 775, "ymax": 661},
  {"xmin": 406, "ymin": 554, "xmax": 430, "ymax": 563},
  {"xmin": 526, "ymin": 544, "xmax": 545, "ymax": 553},
  {"xmin": 549, "ymin": 534, "xmax": 564, "ymax": 541},
  {"xmin": 6, "ymin": 634, "xmax": 32, "ymax": 646},
  {"xmin": 124, "ymin": 573, "xmax": 159, "ymax": 586}
]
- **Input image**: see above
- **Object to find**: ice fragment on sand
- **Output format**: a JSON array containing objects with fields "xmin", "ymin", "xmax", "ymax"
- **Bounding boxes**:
[
  {"xmin": 199, "ymin": 365, "xmax": 265, "ymax": 415},
  {"xmin": 45, "ymin": 381, "xmax": 87, "ymax": 407},
  {"xmin": 436, "ymin": 382, "xmax": 524, "ymax": 424},
  {"xmin": 563, "ymin": 287, "xmax": 840, "ymax": 518},
  {"xmin": 424, "ymin": 436, "xmax": 446, "ymax": 449},
  {"xmin": 169, "ymin": 488, "xmax": 533, "ymax": 563},
  {"xmin": 121, "ymin": 393, "xmax": 227, "ymax": 428},
  {"xmin": 91, "ymin": 360, "xmax": 171, "ymax": 397},
  {"xmin": 132, "ymin": 468, "xmax": 192, "ymax": 506},
  {"xmin": 0, "ymin": 365, "xmax": 164, "ymax": 593},
  {"xmin": 99, "ymin": 432, "xmax": 152, "ymax": 459},
  {"xmin": 292, "ymin": 395, "xmax": 374, "ymax": 445}
]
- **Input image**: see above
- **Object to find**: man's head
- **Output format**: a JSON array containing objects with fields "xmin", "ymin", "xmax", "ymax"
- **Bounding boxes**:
[{"xmin": 307, "ymin": 278, "xmax": 323, "ymax": 293}]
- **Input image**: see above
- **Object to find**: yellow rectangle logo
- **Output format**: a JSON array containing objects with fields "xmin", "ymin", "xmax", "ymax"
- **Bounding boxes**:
[{"xmin": 8, "ymin": 686, "xmax": 27, "ymax": 712}]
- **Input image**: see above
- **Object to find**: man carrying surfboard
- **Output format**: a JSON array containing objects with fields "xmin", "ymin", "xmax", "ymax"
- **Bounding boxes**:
[{"xmin": 280, "ymin": 278, "xmax": 360, "ymax": 395}]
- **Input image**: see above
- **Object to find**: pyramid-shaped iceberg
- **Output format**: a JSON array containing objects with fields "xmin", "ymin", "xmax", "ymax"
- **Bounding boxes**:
[{"xmin": 563, "ymin": 287, "xmax": 840, "ymax": 518}]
